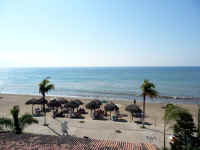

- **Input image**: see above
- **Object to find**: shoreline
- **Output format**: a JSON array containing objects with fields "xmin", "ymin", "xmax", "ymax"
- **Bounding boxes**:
[{"xmin": 1, "ymin": 92, "xmax": 200, "ymax": 105}]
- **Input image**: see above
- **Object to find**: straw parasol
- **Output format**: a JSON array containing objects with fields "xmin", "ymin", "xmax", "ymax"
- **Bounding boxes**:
[
  {"xmin": 104, "ymin": 103, "xmax": 117, "ymax": 111},
  {"xmin": 73, "ymin": 99, "xmax": 84, "ymax": 106},
  {"xmin": 86, "ymin": 101, "xmax": 101, "ymax": 114},
  {"xmin": 93, "ymin": 99, "xmax": 102, "ymax": 106},
  {"xmin": 125, "ymin": 104, "xmax": 142, "ymax": 120},
  {"xmin": 48, "ymin": 99, "xmax": 61, "ymax": 108},
  {"xmin": 125, "ymin": 104, "xmax": 142, "ymax": 113},
  {"xmin": 57, "ymin": 97, "xmax": 68, "ymax": 105},
  {"xmin": 64, "ymin": 101, "xmax": 79, "ymax": 112},
  {"xmin": 25, "ymin": 98, "xmax": 38, "ymax": 114},
  {"xmin": 35, "ymin": 98, "xmax": 48, "ymax": 105},
  {"xmin": 26, "ymin": 98, "xmax": 38, "ymax": 105},
  {"xmin": 104, "ymin": 103, "xmax": 118, "ymax": 119},
  {"xmin": 35, "ymin": 98, "xmax": 48, "ymax": 112}
]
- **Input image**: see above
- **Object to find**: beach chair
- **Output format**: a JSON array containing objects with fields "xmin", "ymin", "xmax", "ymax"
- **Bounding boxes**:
[
  {"xmin": 33, "ymin": 108, "xmax": 41, "ymax": 117},
  {"xmin": 112, "ymin": 115, "xmax": 117, "ymax": 121}
]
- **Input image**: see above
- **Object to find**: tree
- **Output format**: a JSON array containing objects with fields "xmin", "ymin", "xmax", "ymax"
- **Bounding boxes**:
[
  {"xmin": 171, "ymin": 111, "xmax": 196, "ymax": 150},
  {"xmin": 197, "ymin": 105, "xmax": 200, "ymax": 137},
  {"xmin": 163, "ymin": 104, "xmax": 188, "ymax": 149},
  {"xmin": 164, "ymin": 104, "xmax": 199, "ymax": 150},
  {"xmin": 39, "ymin": 78, "xmax": 55, "ymax": 126},
  {"xmin": 140, "ymin": 80, "xmax": 158, "ymax": 128},
  {"xmin": 0, "ymin": 105, "xmax": 38, "ymax": 134}
]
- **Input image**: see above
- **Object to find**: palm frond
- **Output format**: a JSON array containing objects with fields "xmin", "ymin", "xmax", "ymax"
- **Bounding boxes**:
[
  {"xmin": 39, "ymin": 79, "xmax": 55, "ymax": 95},
  {"xmin": 10, "ymin": 105, "xmax": 19, "ymax": 118},
  {"xmin": 39, "ymin": 79, "xmax": 50, "ymax": 87},
  {"xmin": 46, "ymin": 84, "xmax": 55, "ymax": 91},
  {"xmin": 164, "ymin": 104, "xmax": 189, "ymax": 123},
  {"xmin": 19, "ymin": 114, "xmax": 38, "ymax": 130},
  {"xmin": 141, "ymin": 80, "xmax": 158, "ymax": 98},
  {"xmin": 146, "ymin": 89, "xmax": 159, "ymax": 98},
  {"xmin": 0, "ymin": 118, "xmax": 14, "ymax": 129}
]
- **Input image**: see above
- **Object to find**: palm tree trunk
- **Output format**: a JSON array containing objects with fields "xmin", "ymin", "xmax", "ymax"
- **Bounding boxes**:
[
  {"xmin": 164, "ymin": 119, "xmax": 166, "ymax": 149},
  {"xmin": 13, "ymin": 112, "xmax": 21, "ymax": 134},
  {"xmin": 142, "ymin": 94, "xmax": 146, "ymax": 128},
  {"xmin": 43, "ymin": 94, "xmax": 47, "ymax": 126},
  {"xmin": 32, "ymin": 105, "xmax": 33, "ymax": 115},
  {"xmin": 42, "ymin": 97, "xmax": 45, "ymax": 113},
  {"xmin": 110, "ymin": 112, "xmax": 111, "ymax": 120}
]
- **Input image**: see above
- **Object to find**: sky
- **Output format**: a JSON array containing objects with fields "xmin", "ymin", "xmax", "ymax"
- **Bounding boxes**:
[{"xmin": 0, "ymin": 0, "xmax": 200, "ymax": 67}]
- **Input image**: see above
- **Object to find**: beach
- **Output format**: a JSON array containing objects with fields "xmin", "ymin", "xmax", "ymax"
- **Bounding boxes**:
[
  {"xmin": 0, "ymin": 93, "xmax": 198, "ymax": 148},
  {"xmin": 1, "ymin": 0, "xmax": 200, "ymax": 149}
]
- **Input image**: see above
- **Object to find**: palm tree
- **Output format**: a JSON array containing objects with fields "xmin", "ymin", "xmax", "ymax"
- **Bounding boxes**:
[
  {"xmin": 140, "ymin": 80, "xmax": 158, "ymax": 128},
  {"xmin": 164, "ymin": 104, "xmax": 197, "ymax": 149},
  {"xmin": 0, "ymin": 105, "xmax": 38, "ymax": 134},
  {"xmin": 39, "ymin": 78, "xmax": 55, "ymax": 126},
  {"xmin": 163, "ymin": 104, "xmax": 189, "ymax": 149}
]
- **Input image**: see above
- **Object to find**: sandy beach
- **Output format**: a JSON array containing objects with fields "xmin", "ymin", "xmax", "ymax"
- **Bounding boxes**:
[{"xmin": 0, "ymin": 93, "xmax": 198, "ymax": 148}]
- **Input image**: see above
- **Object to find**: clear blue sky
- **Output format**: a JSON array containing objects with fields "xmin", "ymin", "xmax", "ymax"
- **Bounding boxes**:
[{"xmin": 0, "ymin": 0, "xmax": 199, "ymax": 67}]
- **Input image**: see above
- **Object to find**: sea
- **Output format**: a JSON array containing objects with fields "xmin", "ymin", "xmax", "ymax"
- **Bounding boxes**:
[{"xmin": 0, "ymin": 67, "xmax": 200, "ymax": 104}]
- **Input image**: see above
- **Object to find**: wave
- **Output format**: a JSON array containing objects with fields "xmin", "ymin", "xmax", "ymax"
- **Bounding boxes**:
[
  {"xmin": 53, "ymin": 88, "xmax": 200, "ymax": 101},
  {"xmin": 158, "ymin": 95, "xmax": 200, "ymax": 100},
  {"xmin": 1, "ymin": 87, "xmax": 200, "ymax": 102}
]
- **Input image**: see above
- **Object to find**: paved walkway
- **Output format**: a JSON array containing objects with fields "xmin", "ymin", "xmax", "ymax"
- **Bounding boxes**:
[{"xmin": 24, "ymin": 115, "xmax": 167, "ymax": 148}]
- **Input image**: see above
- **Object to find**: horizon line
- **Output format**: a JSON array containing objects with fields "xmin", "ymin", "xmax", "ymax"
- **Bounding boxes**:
[{"xmin": 0, "ymin": 65, "xmax": 200, "ymax": 68}]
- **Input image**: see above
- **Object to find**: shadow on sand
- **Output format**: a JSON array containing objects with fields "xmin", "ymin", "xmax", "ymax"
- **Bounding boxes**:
[
  {"xmin": 134, "ymin": 121, "xmax": 152, "ymax": 126},
  {"xmin": 47, "ymin": 126, "xmax": 62, "ymax": 136},
  {"xmin": 115, "ymin": 119, "xmax": 128, "ymax": 123}
]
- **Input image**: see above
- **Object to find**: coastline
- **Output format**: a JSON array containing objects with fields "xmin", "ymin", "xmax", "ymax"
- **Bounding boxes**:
[{"xmin": 1, "ymin": 91, "xmax": 200, "ymax": 105}]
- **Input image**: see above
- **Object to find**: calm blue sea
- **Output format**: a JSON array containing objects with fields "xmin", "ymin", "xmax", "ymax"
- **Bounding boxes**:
[{"xmin": 0, "ymin": 67, "xmax": 200, "ymax": 104}]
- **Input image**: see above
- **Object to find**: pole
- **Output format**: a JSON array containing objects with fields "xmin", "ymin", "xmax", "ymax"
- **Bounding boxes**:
[{"xmin": 142, "ymin": 94, "xmax": 146, "ymax": 128}]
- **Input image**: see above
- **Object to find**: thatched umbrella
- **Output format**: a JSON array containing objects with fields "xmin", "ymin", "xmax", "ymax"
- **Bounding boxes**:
[
  {"xmin": 93, "ymin": 99, "xmax": 102, "ymax": 106},
  {"xmin": 35, "ymin": 98, "xmax": 48, "ymax": 105},
  {"xmin": 73, "ymin": 99, "xmax": 84, "ymax": 106},
  {"xmin": 125, "ymin": 104, "xmax": 142, "ymax": 120},
  {"xmin": 57, "ymin": 97, "xmax": 68, "ymax": 105},
  {"xmin": 64, "ymin": 101, "xmax": 79, "ymax": 112},
  {"xmin": 86, "ymin": 101, "xmax": 101, "ymax": 114},
  {"xmin": 48, "ymin": 99, "xmax": 61, "ymax": 108},
  {"xmin": 104, "ymin": 103, "xmax": 118, "ymax": 120},
  {"xmin": 25, "ymin": 98, "xmax": 38, "ymax": 114},
  {"xmin": 35, "ymin": 98, "xmax": 48, "ymax": 112}
]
